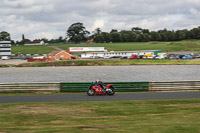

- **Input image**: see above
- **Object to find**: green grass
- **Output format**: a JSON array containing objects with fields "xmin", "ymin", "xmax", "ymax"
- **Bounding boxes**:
[
  {"xmin": 11, "ymin": 45, "xmax": 55, "ymax": 54},
  {"xmin": 0, "ymin": 64, "xmax": 10, "ymax": 67},
  {"xmin": 58, "ymin": 40, "xmax": 200, "ymax": 52},
  {"xmin": 16, "ymin": 59, "xmax": 200, "ymax": 67},
  {"xmin": 0, "ymin": 99, "xmax": 199, "ymax": 132},
  {"xmin": 11, "ymin": 40, "xmax": 200, "ymax": 54}
]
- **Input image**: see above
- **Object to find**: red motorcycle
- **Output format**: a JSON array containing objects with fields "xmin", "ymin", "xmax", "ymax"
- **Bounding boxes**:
[{"xmin": 87, "ymin": 80, "xmax": 115, "ymax": 96}]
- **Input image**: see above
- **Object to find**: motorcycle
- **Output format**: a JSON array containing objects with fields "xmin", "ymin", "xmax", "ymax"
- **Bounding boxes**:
[{"xmin": 87, "ymin": 80, "xmax": 115, "ymax": 96}]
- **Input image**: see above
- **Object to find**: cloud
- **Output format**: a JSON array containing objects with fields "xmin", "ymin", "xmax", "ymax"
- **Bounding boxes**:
[
  {"xmin": 0, "ymin": 0, "xmax": 200, "ymax": 41},
  {"xmin": 90, "ymin": 19, "xmax": 105, "ymax": 31}
]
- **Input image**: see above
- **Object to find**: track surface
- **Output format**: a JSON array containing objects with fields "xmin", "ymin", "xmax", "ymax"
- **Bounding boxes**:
[
  {"xmin": 0, "ymin": 65, "xmax": 200, "ymax": 83},
  {"xmin": 0, "ymin": 92, "xmax": 200, "ymax": 104}
]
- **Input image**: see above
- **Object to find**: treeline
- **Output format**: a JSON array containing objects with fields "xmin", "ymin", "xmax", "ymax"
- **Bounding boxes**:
[
  {"xmin": 92, "ymin": 27, "xmax": 200, "ymax": 43},
  {"xmin": 1, "ymin": 22, "xmax": 200, "ymax": 44}
]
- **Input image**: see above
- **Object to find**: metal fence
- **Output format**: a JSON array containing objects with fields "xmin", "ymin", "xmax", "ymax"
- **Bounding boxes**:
[
  {"xmin": 149, "ymin": 81, "xmax": 200, "ymax": 92},
  {"xmin": 0, "ymin": 83, "xmax": 60, "ymax": 93}
]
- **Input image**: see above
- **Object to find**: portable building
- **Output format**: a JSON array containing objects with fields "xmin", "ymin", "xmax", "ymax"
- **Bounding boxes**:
[
  {"xmin": 81, "ymin": 51, "xmax": 139, "ymax": 59},
  {"xmin": 0, "ymin": 41, "xmax": 11, "ymax": 59}
]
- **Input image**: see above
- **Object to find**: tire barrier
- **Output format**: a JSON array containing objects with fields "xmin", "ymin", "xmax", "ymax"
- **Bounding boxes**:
[
  {"xmin": 60, "ymin": 82, "xmax": 149, "ymax": 92},
  {"xmin": 0, "ymin": 83, "xmax": 60, "ymax": 93},
  {"xmin": 0, "ymin": 81, "xmax": 199, "ymax": 93}
]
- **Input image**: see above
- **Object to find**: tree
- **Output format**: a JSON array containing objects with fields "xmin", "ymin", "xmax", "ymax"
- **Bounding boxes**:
[
  {"xmin": 175, "ymin": 29, "xmax": 188, "ymax": 41},
  {"xmin": 102, "ymin": 32, "xmax": 112, "ymax": 43},
  {"xmin": 189, "ymin": 27, "xmax": 200, "ymax": 39},
  {"xmin": 131, "ymin": 27, "xmax": 143, "ymax": 34},
  {"xmin": 41, "ymin": 38, "xmax": 49, "ymax": 43},
  {"xmin": 0, "ymin": 31, "xmax": 11, "ymax": 41},
  {"xmin": 120, "ymin": 30, "xmax": 137, "ymax": 42},
  {"xmin": 150, "ymin": 31, "xmax": 161, "ymax": 41},
  {"xmin": 111, "ymin": 32, "xmax": 122, "ymax": 42},
  {"xmin": 20, "ymin": 38, "xmax": 31, "ymax": 44},
  {"xmin": 166, "ymin": 30, "xmax": 175, "ymax": 41},
  {"xmin": 22, "ymin": 34, "xmax": 25, "ymax": 40},
  {"xmin": 67, "ymin": 22, "xmax": 90, "ymax": 43},
  {"xmin": 94, "ymin": 34, "xmax": 104, "ymax": 43},
  {"xmin": 110, "ymin": 29, "xmax": 118, "ymax": 33},
  {"xmin": 93, "ymin": 28, "xmax": 102, "ymax": 35},
  {"xmin": 93, "ymin": 28, "xmax": 103, "ymax": 43}
]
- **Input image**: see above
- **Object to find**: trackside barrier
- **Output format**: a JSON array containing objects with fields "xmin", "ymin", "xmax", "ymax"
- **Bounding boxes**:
[
  {"xmin": 149, "ymin": 81, "xmax": 200, "ymax": 92},
  {"xmin": 60, "ymin": 82, "xmax": 149, "ymax": 92},
  {"xmin": 0, "ymin": 83, "xmax": 60, "ymax": 93},
  {"xmin": 0, "ymin": 81, "xmax": 199, "ymax": 93}
]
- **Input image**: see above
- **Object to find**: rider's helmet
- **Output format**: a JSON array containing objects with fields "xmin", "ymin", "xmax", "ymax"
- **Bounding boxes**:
[{"xmin": 96, "ymin": 79, "xmax": 100, "ymax": 84}]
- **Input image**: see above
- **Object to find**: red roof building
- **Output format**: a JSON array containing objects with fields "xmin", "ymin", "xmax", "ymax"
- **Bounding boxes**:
[{"xmin": 47, "ymin": 51, "xmax": 71, "ymax": 61}]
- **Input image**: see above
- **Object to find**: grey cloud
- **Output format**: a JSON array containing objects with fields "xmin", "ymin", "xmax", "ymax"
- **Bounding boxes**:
[{"xmin": 0, "ymin": 0, "xmax": 200, "ymax": 41}]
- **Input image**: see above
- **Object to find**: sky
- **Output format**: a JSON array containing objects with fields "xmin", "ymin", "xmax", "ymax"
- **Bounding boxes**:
[{"xmin": 0, "ymin": 0, "xmax": 200, "ymax": 41}]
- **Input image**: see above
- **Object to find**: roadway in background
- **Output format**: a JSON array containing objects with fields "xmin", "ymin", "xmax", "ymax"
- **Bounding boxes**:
[{"xmin": 0, "ymin": 65, "xmax": 199, "ymax": 83}]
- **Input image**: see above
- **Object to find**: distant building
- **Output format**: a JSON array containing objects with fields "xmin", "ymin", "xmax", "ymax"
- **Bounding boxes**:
[
  {"xmin": 86, "ymin": 39, "xmax": 94, "ymax": 43},
  {"xmin": 47, "ymin": 51, "xmax": 72, "ymax": 61},
  {"xmin": 81, "ymin": 51, "xmax": 138, "ymax": 59},
  {"xmin": 81, "ymin": 50, "xmax": 162, "ymax": 59},
  {"xmin": 0, "ymin": 41, "xmax": 11, "ymax": 59},
  {"xmin": 24, "ymin": 41, "xmax": 45, "ymax": 46}
]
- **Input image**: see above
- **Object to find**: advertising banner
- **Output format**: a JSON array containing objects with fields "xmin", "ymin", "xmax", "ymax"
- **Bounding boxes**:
[{"xmin": 69, "ymin": 47, "xmax": 107, "ymax": 52}]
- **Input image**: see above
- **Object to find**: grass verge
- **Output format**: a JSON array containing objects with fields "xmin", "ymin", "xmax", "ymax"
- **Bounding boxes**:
[
  {"xmin": 0, "ymin": 64, "xmax": 11, "ymax": 67},
  {"xmin": 15, "ymin": 59, "xmax": 200, "ymax": 67},
  {"xmin": 0, "ymin": 99, "xmax": 199, "ymax": 133}
]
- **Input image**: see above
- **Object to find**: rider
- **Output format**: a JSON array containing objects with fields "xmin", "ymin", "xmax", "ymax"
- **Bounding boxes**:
[{"xmin": 96, "ymin": 79, "xmax": 105, "ymax": 89}]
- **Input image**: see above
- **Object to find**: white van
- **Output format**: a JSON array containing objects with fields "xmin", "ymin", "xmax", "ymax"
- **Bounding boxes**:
[
  {"xmin": 1, "ymin": 56, "xmax": 9, "ymax": 60},
  {"xmin": 155, "ymin": 53, "xmax": 167, "ymax": 59}
]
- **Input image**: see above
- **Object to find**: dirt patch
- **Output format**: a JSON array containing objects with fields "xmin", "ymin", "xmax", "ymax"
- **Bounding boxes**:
[
  {"xmin": 49, "ymin": 120, "xmax": 67, "ymax": 124},
  {"xmin": 12, "ymin": 105, "xmax": 97, "ymax": 116},
  {"xmin": 73, "ymin": 115, "xmax": 127, "ymax": 119},
  {"xmin": 0, "ymin": 59, "xmax": 27, "ymax": 65},
  {"xmin": 77, "ymin": 126, "xmax": 117, "ymax": 131}
]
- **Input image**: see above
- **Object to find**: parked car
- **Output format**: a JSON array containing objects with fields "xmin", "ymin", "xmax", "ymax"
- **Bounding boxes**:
[
  {"xmin": 94, "ymin": 56, "xmax": 103, "ymax": 59},
  {"xmin": 182, "ymin": 55, "xmax": 192, "ymax": 59},
  {"xmin": 192, "ymin": 54, "xmax": 200, "ymax": 59},
  {"xmin": 1, "ymin": 56, "xmax": 9, "ymax": 60},
  {"xmin": 148, "ymin": 55, "xmax": 156, "ymax": 59},
  {"xmin": 110, "ymin": 56, "xmax": 122, "ymax": 59},
  {"xmin": 137, "ymin": 55, "xmax": 144, "ymax": 59},
  {"xmin": 120, "ymin": 56, "xmax": 129, "ymax": 59},
  {"xmin": 143, "ymin": 54, "xmax": 152, "ymax": 59},
  {"xmin": 130, "ymin": 55, "xmax": 138, "ymax": 59},
  {"xmin": 169, "ymin": 55, "xmax": 179, "ymax": 59},
  {"xmin": 155, "ymin": 53, "xmax": 167, "ymax": 59},
  {"xmin": 178, "ymin": 55, "xmax": 185, "ymax": 59},
  {"xmin": 104, "ymin": 56, "xmax": 110, "ymax": 59}
]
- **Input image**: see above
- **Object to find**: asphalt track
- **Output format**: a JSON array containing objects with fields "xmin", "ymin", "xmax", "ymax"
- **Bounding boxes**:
[
  {"xmin": 0, "ymin": 65, "xmax": 200, "ymax": 83},
  {"xmin": 0, "ymin": 92, "xmax": 200, "ymax": 104}
]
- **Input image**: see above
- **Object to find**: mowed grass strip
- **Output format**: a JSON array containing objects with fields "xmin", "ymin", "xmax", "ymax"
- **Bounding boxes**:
[
  {"xmin": 57, "ymin": 40, "xmax": 200, "ymax": 52},
  {"xmin": 0, "ymin": 99, "xmax": 199, "ymax": 133},
  {"xmin": 16, "ymin": 59, "xmax": 200, "ymax": 67},
  {"xmin": 11, "ymin": 45, "xmax": 55, "ymax": 54}
]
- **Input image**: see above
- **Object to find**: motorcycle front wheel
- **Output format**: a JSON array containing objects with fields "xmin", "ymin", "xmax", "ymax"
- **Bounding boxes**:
[
  {"xmin": 106, "ymin": 87, "xmax": 115, "ymax": 95},
  {"xmin": 87, "ymin": 89, "xmax": 95, "ymax": 96}
]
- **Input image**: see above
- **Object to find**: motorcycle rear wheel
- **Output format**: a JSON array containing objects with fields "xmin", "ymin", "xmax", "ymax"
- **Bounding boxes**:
[
  {"xmin": 87, "ymin": 89, "xmax": 95, "ymax": 96},
  {"xmin": 106, "ymin": 87, "xmax": 115, "ymax": 95}
]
